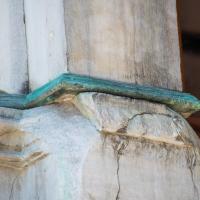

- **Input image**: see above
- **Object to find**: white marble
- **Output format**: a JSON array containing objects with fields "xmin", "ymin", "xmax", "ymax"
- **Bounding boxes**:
[
  {"xmin": 75, "ymin": 93, "xmax": 200, "ymax": 147},
  {"xmin": 24, "ymin": 0, "xmax": 67, "ymax": 90},
  {"xmin": 64, "ymin": 0, "xmax": 182, "ymax": 90},
  {"xmin": 0, "ymin": 103, "xmax": 99, "ymax": 200},
  {"xmin": 0, "ymin": 95, "xmax": 199, "ymax": 200},
  {"xmin": 0, "ymin": 0, "xmax": 28, "ymax": 94}
]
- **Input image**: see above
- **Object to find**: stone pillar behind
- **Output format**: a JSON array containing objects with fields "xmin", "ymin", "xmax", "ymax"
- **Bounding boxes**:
[{"xmin": 64, "ymin": 0, "xmax": 182, "ymax": 90}]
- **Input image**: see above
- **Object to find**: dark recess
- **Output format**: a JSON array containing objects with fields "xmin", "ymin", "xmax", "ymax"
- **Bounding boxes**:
[{"xmin": 178, "ymin": 0, "xmax": 200, "ymax": 136}]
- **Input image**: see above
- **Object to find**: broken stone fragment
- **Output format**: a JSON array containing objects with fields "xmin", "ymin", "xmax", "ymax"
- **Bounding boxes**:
[{"xmin": 74, "ymin": 92, "xmax": 200, "ymax": 147}]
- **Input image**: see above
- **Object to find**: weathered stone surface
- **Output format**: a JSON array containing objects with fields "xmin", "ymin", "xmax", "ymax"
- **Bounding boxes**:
[
  {"xmin": 64, "ymin": 0, "xmax": 182, "ymax": 91},
  {"xmin": 75, "ymin": 93, "xmax": 200, "ymax": 147},
  {"xmin": 0, "ymin": 0, "xmax": 28, "ymax": 94},
  {"xmin": 24, "ymin": 0, "xmax": 67, "ymax": 90},
  {"xmin": 0, "ymin": 121, "xmax": 48, "ymax": 170},
  {"xmin": 0, "ymin": 95, "xmax": 199, "ymax": 199},
  {"xmin": 82, "ymin": 134, "xmax": 200, "ymax": 200},
  {"xmin": 0, "ymin": 0, "xmax": 197, "ymax": 199},
  {"xmin": 0, "ymin": 103, "xmax": 99, "ymax": 200},
  {"xmin": 75, "ymin": 94, "xmax": 200, "ymax": 200}
]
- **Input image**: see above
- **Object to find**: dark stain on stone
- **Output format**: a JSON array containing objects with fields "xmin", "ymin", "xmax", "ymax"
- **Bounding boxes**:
[{"xmin": 20, "ymin": 80, "xmax": 30, "ymax": 94}]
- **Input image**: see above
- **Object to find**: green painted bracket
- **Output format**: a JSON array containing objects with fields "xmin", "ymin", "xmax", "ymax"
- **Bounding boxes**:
[{"xmin": 0, "ymin": 73, "xmax": 200, "ymax": 116}]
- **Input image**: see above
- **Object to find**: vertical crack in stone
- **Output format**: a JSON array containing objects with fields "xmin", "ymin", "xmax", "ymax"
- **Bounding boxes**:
[
  {"xmin": 9, "ymin": 172, "xmax": 21, "ymax": 200},
  {"xmin": 116, "ymin": 153, "xmax": 120, "ymax": 200},
  {"xmin": 22, "ymin": 0, "xmax": 30, "ymax": 94},
  {"xmin": 186, "ymin": 148, "xmax": 199, "ymax": 200},
  {"xmin": 112, "ymin": 136, "xmax": 129, "ymax": 200},
  {"xmin": 172, "ymin": 116, "xmax": 190, "ymax": 144}
]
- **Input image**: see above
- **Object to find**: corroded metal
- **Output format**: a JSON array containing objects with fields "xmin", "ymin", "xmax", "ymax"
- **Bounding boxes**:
[{"xmin": 0, "ymin": 73, "xmax": 199, "ymax": 116}]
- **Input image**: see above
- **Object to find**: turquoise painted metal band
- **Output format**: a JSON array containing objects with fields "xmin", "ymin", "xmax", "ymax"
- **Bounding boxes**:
[{"xmin": 0, "ymin": 73, "xmax": 199, "ymax": 115}]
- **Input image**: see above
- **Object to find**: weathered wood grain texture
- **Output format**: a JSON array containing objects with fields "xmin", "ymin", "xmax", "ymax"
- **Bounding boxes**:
[
  {"xmin": 0, "ymin": 74, "xmax": 199, "ymax": 116},
  {"xmin": 64, "ymin": 0, "xmax": 182, "ymax": 91},
  {"xmin": 24, "ymin": 0, "xmax": 67, "ymax": 90},
  {"xmin": 0, "ymin": 0, "xmax": 28, "ymax": 94}
]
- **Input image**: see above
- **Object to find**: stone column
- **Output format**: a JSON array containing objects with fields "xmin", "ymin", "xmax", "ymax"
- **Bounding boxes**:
[
  {"xmin": 0, "ymin": 0, "xmax": 28, "ymax": 94},
  {"xmin": 0, "ymin": 1, "xmax": 199, "ymax": 200},
  {"xmin": 64, "ymin": 0, "xmax": 182, "ymax": 90},
  {"xmin": 63, "ymin": 1, "xmax": 200, "ymax": 199}
]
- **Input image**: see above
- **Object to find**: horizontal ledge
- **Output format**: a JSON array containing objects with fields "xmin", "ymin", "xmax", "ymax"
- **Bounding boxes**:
[
  {"xmin": 0, "ymin": 73, "xmax": 199, "ymax": 116},
  {"xmin": 101, "ymin": 131, "xmax": 192, "ymax": 148}
]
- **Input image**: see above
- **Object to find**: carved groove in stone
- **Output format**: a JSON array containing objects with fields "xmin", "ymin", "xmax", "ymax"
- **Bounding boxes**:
[{"xmin": 0, "ymin": 124, "xmax": 48, "ymax": 170}]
